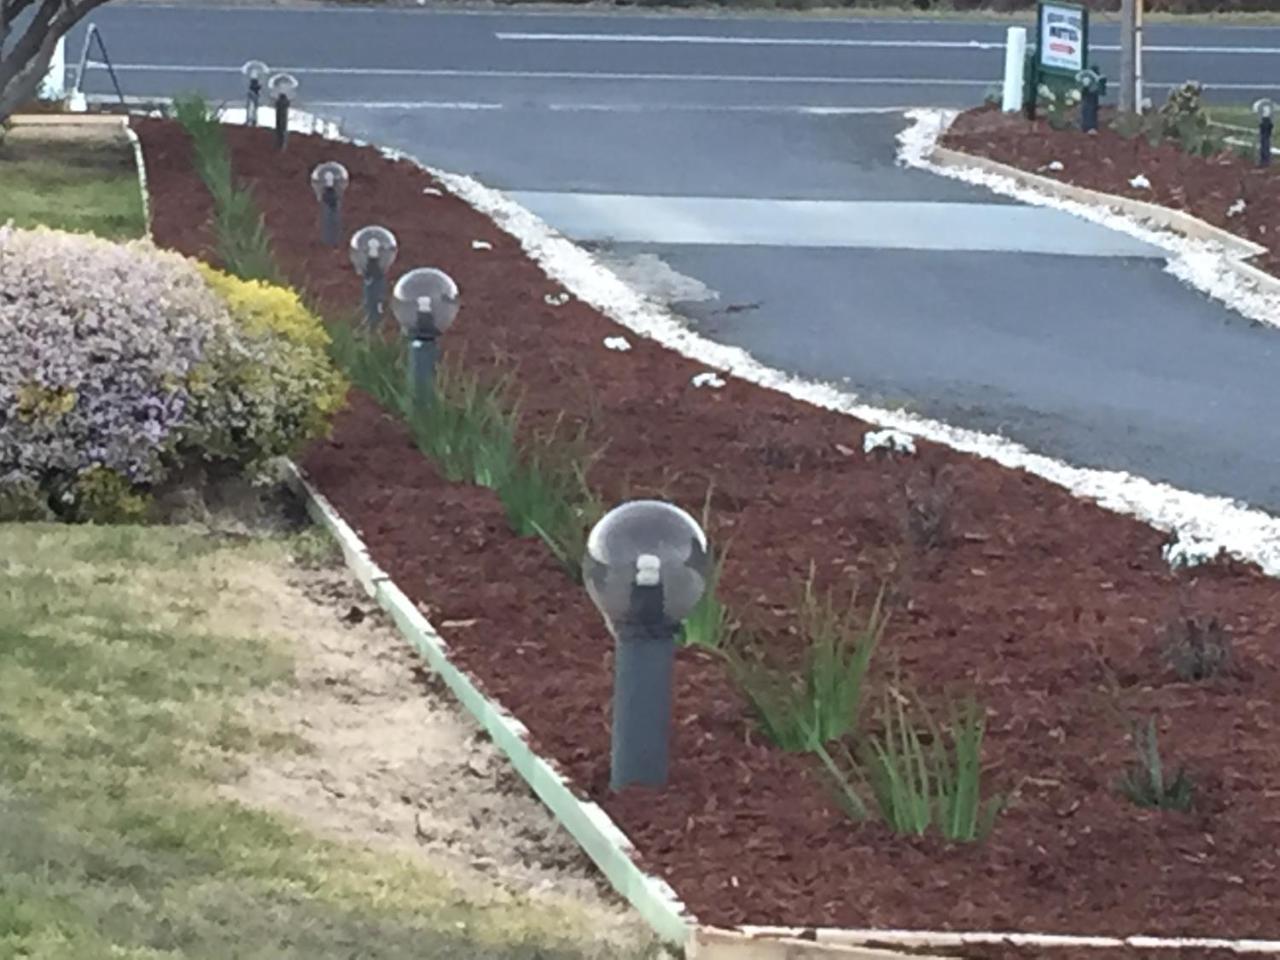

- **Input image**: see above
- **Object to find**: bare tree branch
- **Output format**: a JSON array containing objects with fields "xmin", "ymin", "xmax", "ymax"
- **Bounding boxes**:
[
  {"xmin": 0, "ymin": 0, "xmax": 114, "ymax": 121},
  {"xmin": 1, "ymin": 0, "xmax": 42, "ymax": 48}
]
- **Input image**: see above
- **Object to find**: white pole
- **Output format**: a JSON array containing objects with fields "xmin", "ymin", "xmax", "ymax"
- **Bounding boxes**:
[
  {"xmin": 37, "ymin": 35, "xmax": 67, "ymax": 100},
  {"xmin": 1002, "ymin": 26, "xmax": 1027, "ymax": 113}
]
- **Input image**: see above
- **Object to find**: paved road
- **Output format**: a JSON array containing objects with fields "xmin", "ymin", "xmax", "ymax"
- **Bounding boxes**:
[{"xmin": 67, "ymin": 2, "xmax": 1280, "ymax": 510}]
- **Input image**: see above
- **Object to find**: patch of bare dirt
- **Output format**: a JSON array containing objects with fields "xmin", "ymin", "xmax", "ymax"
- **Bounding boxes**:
[{"xmin": 218, "ymin": 549, "xmax": 665, "ymax": 956}]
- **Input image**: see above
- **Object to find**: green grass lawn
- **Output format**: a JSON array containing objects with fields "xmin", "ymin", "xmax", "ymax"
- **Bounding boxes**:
[
  {"xmin": 1209, "ymin": 106, "xmax": 1259, "ymax": 130},
  {"xmin": 0, "ymin": 132, "xmax": 146, "ymax": 239},
  {"xmin": 0, "ymin": 526, "xmax": 656, "ymax": 960}
]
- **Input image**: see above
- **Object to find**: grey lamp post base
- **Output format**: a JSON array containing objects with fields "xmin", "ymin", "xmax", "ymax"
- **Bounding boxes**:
[
  {"xmin": 1082, "ymin": 91, "xmax": 1100, "ymax": 132},
  {"xmin": 362, "ymin": 262, "xmax": 386, "ymax": 332},
  {"xmin": 275, "ymin": 95, "xmax": 289, "ymax": 149},
  {"xmin": 321, "ymin": 189, "xmax": 341, "ymax": 247},
  {"xmin": 409, "ymin": 335, "xmax": 438, "ymax": 406},
  {"xmin": 246, "ymin": 82, "xmax": 260, "ymax": 126},
  {"xmin": 610, "ymin": 583, "xmax": 677, "ymax": 792}
]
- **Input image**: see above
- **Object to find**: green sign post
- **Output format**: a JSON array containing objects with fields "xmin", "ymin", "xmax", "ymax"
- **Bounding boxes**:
[{"xmin": 1025, "ymin": 0, "xmax": 1090, "ymax": 119}]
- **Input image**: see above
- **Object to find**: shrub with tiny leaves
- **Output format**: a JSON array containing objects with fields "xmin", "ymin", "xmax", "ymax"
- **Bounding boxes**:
[
  {"xmin": 0, "ymin": 226, "xmax": 345, "ymax": 522},
  {"xmin": 187, "ymin": 266, "xmax": 348, "ymax": 470},
  {"xmin": 0, "ymin": 225, "xmax": 232, "ymax": 519}
]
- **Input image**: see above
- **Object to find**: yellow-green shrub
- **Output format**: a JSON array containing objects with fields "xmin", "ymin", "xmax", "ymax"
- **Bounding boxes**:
[
  {"xmin": 70, "ymin": 466, "xmax": 150, "ymax": 524},
  {"xmin": 184, "ymin": 266, "xmax": 348, "ymax": 470}
]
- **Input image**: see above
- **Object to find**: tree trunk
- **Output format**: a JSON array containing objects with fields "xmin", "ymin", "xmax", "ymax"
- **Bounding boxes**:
[
  {"xmin": 1119, "ymin": 0, "xmax": 1137, "ymax": 113},
  {"xmin": 0, "ymin": 0, "xmax": 111, "ymax": 122}
]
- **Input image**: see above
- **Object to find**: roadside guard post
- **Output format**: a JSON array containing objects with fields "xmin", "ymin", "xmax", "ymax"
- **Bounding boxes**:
[
  {"xmin": 349, "ymin": 226, "xmax": 399, "ymax": 331},
  {"xmin": 310, "ymin": 161, "xmax": 349, "ymax": 247},
  {"xmin": 1028, "ymin": 1, "xmax": 1089, "ymax": 119},
  {"xmin": 1256, "ymin": 99, "xmax": 1274, "ymax": 167},
  {"xmin": 584, "ymin": 501, "xmax": 709, "ymax": 792},
  {"xmin": 1001, "ymin": 27, "xmax": 1027, "ymax": 113},
  {"xmin": 1077, "ymin": 67, "xmax": 1106, "ymax": 132},
  {"xmin": 242, "ymin": 60, "xmax": 268, "ymax": 126},
  {"xmin": 391, "ymin": 268, "xmax": 460, "ymax": 405},
  {"xmin": 269, "ymin": 72, "xmax": 299, "ymax": 149}
]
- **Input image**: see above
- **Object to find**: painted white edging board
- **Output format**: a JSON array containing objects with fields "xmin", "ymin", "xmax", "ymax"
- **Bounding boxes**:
[
  {"xmin": 692, "ymin": 928, "xmax": 954, "ymax": 960},
  {"xmin": 280, "ymin": 462, "xmax": 389, "ymax": 597},
  {"xmin": 121, "ymin": 119, "xmax": 152, "ymax": 236},
  {"xmin": 282, "ymin": 461, "xmax": 692, "ymax": 946},
  {"xmin": 741, "ymin": 927, "xmax": 1280, "ymax": 955}
]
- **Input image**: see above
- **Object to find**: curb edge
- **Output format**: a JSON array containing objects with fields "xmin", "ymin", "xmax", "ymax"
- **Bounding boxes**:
[{"xmin": 930, "ymin": 144, "xmax": 1270, "ymax": 261}]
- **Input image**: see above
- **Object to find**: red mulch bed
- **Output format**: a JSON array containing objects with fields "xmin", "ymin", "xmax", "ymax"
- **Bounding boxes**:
[
  {"xmin": 942, "ymin": 105, "xmax": 1280, "ymax": 277},
  {"xmin": 134, "ymin": 117, "xmax": 1280, "ymax": 942}
]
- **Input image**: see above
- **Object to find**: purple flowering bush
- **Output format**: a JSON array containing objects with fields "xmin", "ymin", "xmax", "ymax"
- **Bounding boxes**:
[{"xmin": 0, "ymin": 226, "xmax": 345, "ymax": 522}]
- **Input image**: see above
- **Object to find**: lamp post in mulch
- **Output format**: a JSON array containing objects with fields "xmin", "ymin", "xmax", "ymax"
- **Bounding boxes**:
[
  {"xmin": 242, "ymin": 60, "xmax": 268, "ymax": 126},
  {"xmin": 391, "ymin": 268, "xmax": 460, "ymax": 405},
  {"xmin": 269, "ymin": 72, "xmax": 299, "ymax": 150},
  {"xmin": 349, "ymin": 226, "xmax": 399, "ymax": 331},
  {"xmin": 584, "ymin": 500, "xmax": 709, "ymax": 792},
  {"xmin": 1076, "ymin": 67, "xmax": 1106, "ymax": 133},
  {"xmin": 1255, "ymin": 98, "xmax": 1274, "ymax": 168},
  {"xmin": 310, "ymin": 161, "xmax": 349, "ymax": 248}
]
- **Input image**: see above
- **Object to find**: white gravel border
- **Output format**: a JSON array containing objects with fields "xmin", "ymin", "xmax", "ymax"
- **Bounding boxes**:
[{"xmin": 396, "ymin": 119, "xmax": 1280, "ymax": 578}]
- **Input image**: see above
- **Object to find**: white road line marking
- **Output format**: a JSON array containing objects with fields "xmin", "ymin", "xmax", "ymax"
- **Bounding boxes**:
[
  {"xmin": 94, "ymin": 64, "xmax": 1280, "ymax": 94},
  {"xmin": 544, "ymin": 103, "xmax": 908, "ymax": 114},
  {"xmin": 253, "ymin": 99, "xmax": 907, "ymax": 115},
  {"xmin": 498, "ymin": 32, "xmax": 1006, "ymax": 50},
  {"xmin": 106, "ymin": 63, "xmax": 992, "ymax": 85},
  {"xmin": 497, "ymin": 31, "xmax": 1280, "ymax": 55},
  {"xmin": 309, "ymin": 100, "xmax": 503, "ymax": 110}
]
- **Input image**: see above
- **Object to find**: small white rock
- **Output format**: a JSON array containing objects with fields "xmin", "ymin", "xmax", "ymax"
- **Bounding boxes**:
[
  {"xmin": 1043, "ymin": 160, "xmax": 1065, "ymax": 172},
  {"xmin": 863, "ymin": 429, "xmax": 917, "ymax": 456},
  {"xmin": 543, "ymin": 292, "xmax": 571, "ymax": 307},
  {"xmin": 1128, "ymin": 174, "xmax": 1152, "ymax": 190},
  {"xmin": 1227, "ymin": 199, "xmax": 1247, "ymax": 218},
  {"xmin": 422, "ymin": 187, "xmax": 443, "ymax": 196},
  {"xmin": 691, "ymin": 372, "xmax": 726, "ymax": 389},
  {"xmin": 603, "ymin": 336, "xmax": 631, "ymax": 352},
  {"xmin": 471, "ymin": 240, "xmax": 493, "ymax": 250}
]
